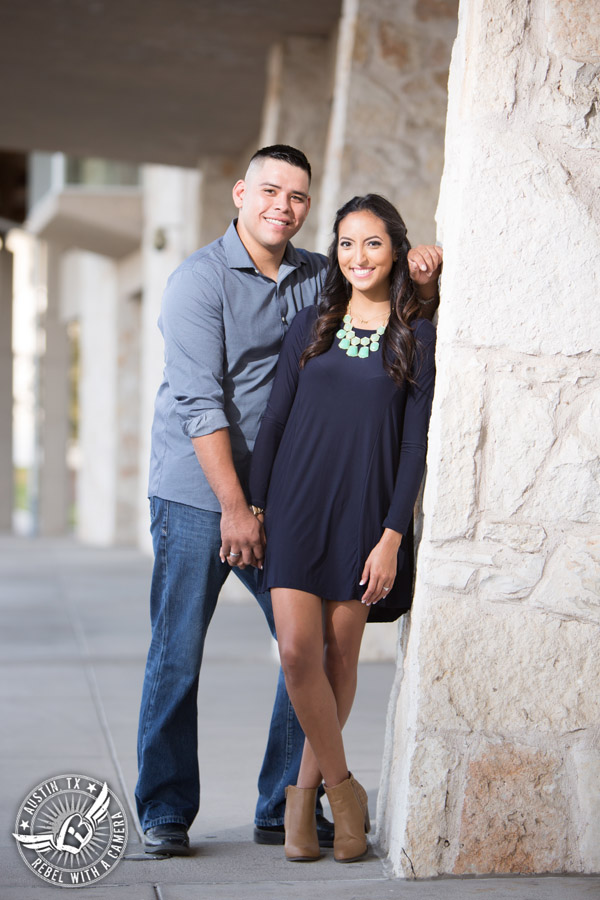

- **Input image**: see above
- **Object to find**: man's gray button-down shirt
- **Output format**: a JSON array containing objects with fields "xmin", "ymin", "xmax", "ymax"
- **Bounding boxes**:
[{"xmin": 148, "ymin": 219, "xmax": 327, "ymax": 512}]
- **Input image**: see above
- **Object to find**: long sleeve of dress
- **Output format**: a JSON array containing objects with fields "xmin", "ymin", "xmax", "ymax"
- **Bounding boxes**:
[
  {"xmin": 249, "ymin": 306, "xmax": 316, "ymax": 509},
  {"xmin": 382, "ymin": 317, "xmax": 437, "ymax": 536}
]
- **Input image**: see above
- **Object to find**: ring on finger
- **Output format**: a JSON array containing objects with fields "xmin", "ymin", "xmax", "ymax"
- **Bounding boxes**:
[{"xmin": 228, "ymin": 551, "xmax": 241, "ymax": 558}]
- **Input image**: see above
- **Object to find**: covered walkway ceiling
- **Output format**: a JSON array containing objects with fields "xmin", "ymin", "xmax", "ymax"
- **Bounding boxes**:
[{"xmin": 0, "ymin": 0, "xmax": 341, "ymax": 167}]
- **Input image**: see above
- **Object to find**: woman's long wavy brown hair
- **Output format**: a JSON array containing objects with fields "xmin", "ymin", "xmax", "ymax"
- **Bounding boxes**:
[{"xmin": 300, "ymin": 194, "xmax": 422, "ymax": 386}]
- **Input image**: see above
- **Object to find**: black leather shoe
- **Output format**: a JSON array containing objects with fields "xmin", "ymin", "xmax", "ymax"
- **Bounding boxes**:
[
  {"xmin": 254, "ymin": 813, "xmax": 334, "ymax": 848},
  {"xmin": 144, "ymin": 824, "xmax": 190, "ymax": 856}
]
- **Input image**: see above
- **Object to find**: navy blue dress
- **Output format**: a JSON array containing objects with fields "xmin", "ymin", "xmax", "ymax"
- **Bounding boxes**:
[{"xmin": 249, "ymin": 305, "xmax": 436, "ymax": 622}]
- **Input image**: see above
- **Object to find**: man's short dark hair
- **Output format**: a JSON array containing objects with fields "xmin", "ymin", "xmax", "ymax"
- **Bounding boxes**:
[{"xmin": 248, "ymin": 145, "xmax": 312, "ymax": 184}]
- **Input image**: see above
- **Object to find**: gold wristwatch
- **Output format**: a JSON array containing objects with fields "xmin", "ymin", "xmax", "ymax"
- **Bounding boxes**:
[{"xmin": 250, "ymin": 505, "xmax": 265, "ymax": 517}]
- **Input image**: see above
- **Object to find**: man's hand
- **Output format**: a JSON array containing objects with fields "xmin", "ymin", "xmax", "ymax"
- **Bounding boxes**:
[
  {"xmin": 408, "ymin": 244, "xmax": 443, "ymax": 287},
  {"xmin": 219, "ymin": 503, "xmax": 265, "ymax": 569},
  {"xmin": 191, "ymin": 429, "xmax": 265, "ymax": 568}
]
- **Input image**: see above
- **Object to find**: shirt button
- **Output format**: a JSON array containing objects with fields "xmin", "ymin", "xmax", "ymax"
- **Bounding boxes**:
[{"xmin": 281, "ymin": 316, "xmax": 287, "ymax": 324}]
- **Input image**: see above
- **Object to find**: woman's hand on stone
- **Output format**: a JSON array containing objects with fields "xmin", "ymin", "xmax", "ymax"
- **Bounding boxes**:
[{"xmin": 408, "ymin": 244, "xmax": 443, "ymax": 286}]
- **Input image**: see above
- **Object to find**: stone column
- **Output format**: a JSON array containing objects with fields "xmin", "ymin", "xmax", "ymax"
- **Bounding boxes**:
[
  {"xmin": 71, "ymin": 250, "xmax": 119, "ymax": 545},
  {"xmin": 0, "ymin": 245, "xmax": 13, "ymax": 530},
  {"xmin": 138, "ymin": 165, "xmax": 201, "ymax": 551},
  {"xmin": 114, "ymin": 269, "xmax": 142, "ymax": 546},
  {"xmin": 38, "ymin": 242, "xmax": 70, "ymax": 536},
  {"xmin": 379, "ymin": 0, "xmax": 600, "ymax": 878},
  {"xmin": 316, "ymin": 0, "xmax": 458, "ymax": 251},
  {"xmin": 68, "ymin": 249, "xmax": 142, "ymax": 547},
  {"xmin": 259, "ymin": 37, "xmax": 334, "ymax": 251}
]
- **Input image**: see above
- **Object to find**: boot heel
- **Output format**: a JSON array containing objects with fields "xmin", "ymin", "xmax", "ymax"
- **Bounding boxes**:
[{"xmin": 324, "ymin": 773, "xmax": 369, "ymax": 863}]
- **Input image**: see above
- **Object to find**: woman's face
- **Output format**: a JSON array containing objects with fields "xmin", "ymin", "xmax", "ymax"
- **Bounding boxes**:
[{"xmin": 337, "ymin": 210, "xmax": 395, "ymax": 297}]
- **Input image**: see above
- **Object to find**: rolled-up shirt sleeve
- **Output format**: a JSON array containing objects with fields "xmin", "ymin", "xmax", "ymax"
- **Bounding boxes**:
[{"xmin": 159, "ymin": 266, "xmax": 229, "ymax": 438}]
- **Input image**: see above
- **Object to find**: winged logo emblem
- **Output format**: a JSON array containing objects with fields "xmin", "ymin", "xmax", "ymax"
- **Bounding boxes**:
[{"xmin": 13, "ymin": 782, "xmax": 110, "ymax": 856}]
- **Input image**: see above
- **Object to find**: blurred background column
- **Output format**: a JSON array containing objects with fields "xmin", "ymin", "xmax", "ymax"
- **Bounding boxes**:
[
  {"xmin": 258, "ymin": 37, "xmax": 334, "ymax": 250},
  {"xmin": 38, "ymin": 241, "xmax": 70, "ymax": 535},
  {"xmin": 0, "ymin": 243, "xmax": 13, "ymax": 530},
  {"xmin": 137, "ymin": 165, "xmax": 201, "ymax": 551}
]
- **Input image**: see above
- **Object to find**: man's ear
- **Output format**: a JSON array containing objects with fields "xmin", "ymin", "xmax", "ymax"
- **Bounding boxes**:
[{"xmin": 232, "ymin": 179, "xmax": 245, "ymax": 210}]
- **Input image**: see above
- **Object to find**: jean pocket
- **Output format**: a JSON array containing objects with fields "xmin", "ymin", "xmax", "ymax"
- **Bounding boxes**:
[{"xmin": 149, "ymin": 496, "xmax": 169, "ymax": 537}]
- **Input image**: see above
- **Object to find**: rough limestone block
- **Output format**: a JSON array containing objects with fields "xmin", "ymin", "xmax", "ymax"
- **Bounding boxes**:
[
  {"xmin": 481, "ymin": 522, "xmax": 547, "ymax": 553},
  {"xmin": 478, "ymin": 552, "xmax": 544, "ymax": 600},
  {"xmin": 524, "ymin": 447, "xmax": 600, "ymax": 526},
  {"xmin": 415, "ymin": 602, "xmax": 600, "ymax": 734},
  {"xmin": 400, "ymin": 737, "xmax": 461, "ymax": 878},
  {"xmin": 423, "ymin": 350, "xmax": 486, "ymax": 541},
  {"xmin": 523, "ymin": 383, "xmax": 600, "ymax": 525},
  {"xmin": 477, "ymin": 544, "xmax": 545, "ymax": 599},
  {"xmin": 545, "ymin": 0, "xmax": 600, "ymax": 62},
  {"xmin": 422, "ymin": 558, "xmax": 478, "ymax": 591},
  {"xmin": 420, "ymin": 540, "xmax": 546, "ymax": 598},
  {"xmin": 529, "ymin": 534, "xmax": 600, "ymax": 624},
  {"xmin": 484, "ymin": 374, "xmax": 557, "ymax": 519},
  {"xmin": 437, "ymin": 144, "xmax": 599, "ymax": 358},
  {"xmin": 453, "ymin": 743, "xmax": 572, "ymax": 875}
]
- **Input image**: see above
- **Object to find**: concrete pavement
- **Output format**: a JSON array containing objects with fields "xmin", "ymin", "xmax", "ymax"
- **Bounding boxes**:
[{"xmin": 0, "ymin": 534, "xmax": 598, "ymax": 899}]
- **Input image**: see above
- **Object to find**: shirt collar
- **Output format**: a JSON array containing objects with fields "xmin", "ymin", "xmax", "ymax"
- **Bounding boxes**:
[{"xmin": 223, "ymin": 219, "xmax": 306, "ymax": 272}]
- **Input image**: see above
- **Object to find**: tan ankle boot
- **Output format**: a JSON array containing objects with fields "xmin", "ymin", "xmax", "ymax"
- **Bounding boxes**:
[
  {"xmin": 284, "ymin": 785, "xmax": 321, "ymax": 861},
  {"xmin": 324, "ymin": 773, "xmax": 370, "ymax": 863}
]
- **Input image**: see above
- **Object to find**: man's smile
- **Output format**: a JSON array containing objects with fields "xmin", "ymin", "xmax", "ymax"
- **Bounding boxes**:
[{"xmin": 264, "ymin": 216, "xmax": 291, "ymax": 227}]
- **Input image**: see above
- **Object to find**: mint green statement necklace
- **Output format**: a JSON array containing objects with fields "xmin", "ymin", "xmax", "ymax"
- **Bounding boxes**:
[{"xmin": 336, "ymin": 303, "xmax": 389, "ymax": 359}]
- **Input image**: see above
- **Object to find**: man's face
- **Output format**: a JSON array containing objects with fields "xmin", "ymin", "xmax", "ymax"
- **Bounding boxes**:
[{"xmin": 232, "ymin": 158, "xmax": 311, "ymax": 254}]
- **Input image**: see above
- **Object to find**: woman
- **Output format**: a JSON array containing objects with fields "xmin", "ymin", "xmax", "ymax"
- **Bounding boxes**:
[{"xmin": 248, "ymin": 194, "xmax": 439, "ymax": 863}]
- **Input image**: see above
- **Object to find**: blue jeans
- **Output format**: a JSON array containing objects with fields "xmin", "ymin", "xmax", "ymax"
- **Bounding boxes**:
[{"xmin": 135, "ymin": 497, "xmax": 310, "ymax": 831}]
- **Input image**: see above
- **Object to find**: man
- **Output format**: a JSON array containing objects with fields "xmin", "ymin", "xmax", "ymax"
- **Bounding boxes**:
[{"xmin": 136, "ymin": 145, "xmax": 442, "ymax": 856}]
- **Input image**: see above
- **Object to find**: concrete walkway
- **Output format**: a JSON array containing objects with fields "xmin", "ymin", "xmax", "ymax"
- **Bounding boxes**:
[{"xmin": 0, "ymin": 534, "xmax": 597, "ymax": 899}]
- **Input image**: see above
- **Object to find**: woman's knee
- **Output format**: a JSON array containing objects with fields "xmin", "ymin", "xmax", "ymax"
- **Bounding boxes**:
[{"xmin": 278, "ymin": 637, "xmax": 317, "ymax": 686}]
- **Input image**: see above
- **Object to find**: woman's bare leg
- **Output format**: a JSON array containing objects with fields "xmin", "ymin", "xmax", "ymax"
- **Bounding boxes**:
[
  {"xmin": 323, "ymin": 597, "xmax": 370, "ymax": 727},
  {"xmin": 272, "ymin": 588, "xmax": 369, "ymax": 789},
  {"xmin": 272, "ymin": 588, "xmax": 347, "ymax": 788},
  {"xmin": 296, "ymin": 598, "xmax": 370, "ymax": 787}
]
